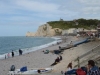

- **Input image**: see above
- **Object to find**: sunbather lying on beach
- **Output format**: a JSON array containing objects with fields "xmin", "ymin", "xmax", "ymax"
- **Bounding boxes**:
[
  {"xmin": 49, "ymin": 50, "xmax": 62, "ymax": 54},
  {"xmin": 37, "ymin": 69, "xmax": 46, "ymax": 74},
  {"xmin": 51, "ymin": 57, "xmax": 60, "ymax": 66},
  {"xmin": 43, "ymin": 50, "xmax": 49, "ymax": 54}
]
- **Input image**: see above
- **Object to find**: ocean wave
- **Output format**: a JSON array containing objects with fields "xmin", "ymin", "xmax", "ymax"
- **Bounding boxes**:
[{"xmin": 0, "ymin": 37, "xmax": 62, "ymax": 59}]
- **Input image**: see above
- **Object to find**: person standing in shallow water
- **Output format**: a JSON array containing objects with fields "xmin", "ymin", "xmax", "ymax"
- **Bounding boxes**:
[
  {"xmin": 19, "ymin": 49, "xmax": 23, "ymax": 55},
  {"xmin": 11, "ymin": 50, "xmax": 14, "ymax": 57}
]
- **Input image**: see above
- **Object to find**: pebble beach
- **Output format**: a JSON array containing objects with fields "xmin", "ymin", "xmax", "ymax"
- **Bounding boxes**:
[{"xmin": 0, "ymin": 36, "xmax": 100, "ymax": 75}]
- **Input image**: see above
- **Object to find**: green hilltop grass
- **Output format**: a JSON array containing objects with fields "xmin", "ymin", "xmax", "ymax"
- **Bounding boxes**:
[{"xmin": 47, "ymin": 18, "xmax": 100, "ymax": 30}]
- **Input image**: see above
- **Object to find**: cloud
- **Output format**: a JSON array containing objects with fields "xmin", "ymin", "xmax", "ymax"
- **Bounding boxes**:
[
  {"xmin": 78, "ymin": 0, "xmax": 100, "ymax": 5},
  {"xmin": 78, "ymin": 0, "xmax": 100, "ymax": 15},
  {"xmin": 83, "ymin": 7, "xmax": 100, "ymax": 14},
  {"xmin": 1, "ymin": 0, "xmax": 100, "ymax": 36},
  {"xmin": 0, "ymin": 0, "xmax": 100, "ymax": 26},
  {"xmin": 15, "ymin": 0, "xmax": 59, "ymax": 13},
  {"xmin": 0, "ymin": 0, "xmax": 80, "ymax": 26}
]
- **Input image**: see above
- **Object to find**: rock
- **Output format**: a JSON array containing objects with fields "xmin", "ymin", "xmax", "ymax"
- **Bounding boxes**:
[{"xmin": 26, "ymin": 23, "xmax": 62, "ymax": 37}]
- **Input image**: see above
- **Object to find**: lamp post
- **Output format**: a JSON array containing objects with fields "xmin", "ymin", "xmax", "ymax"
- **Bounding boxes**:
[{"xmin": 77, "ymin": 56, "xmax": 80, "ymax": 68}]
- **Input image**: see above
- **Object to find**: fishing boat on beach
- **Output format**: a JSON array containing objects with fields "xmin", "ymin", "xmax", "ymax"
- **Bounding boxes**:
[{"xmin": 8, "ymin": 65, "xmax": 53, "ymax": 75}]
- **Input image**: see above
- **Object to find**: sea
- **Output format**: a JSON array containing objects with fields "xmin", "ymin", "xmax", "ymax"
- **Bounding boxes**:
[{"xmin": 0, "ymin": 36, "xmax": 62, "ymax": 59}]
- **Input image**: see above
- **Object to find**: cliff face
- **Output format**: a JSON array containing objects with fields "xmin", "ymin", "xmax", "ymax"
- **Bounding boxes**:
[
  {"xmin": 26, "ymin": 23, "xmax": 97, "ymax": 37},
  {"xmin": 26, "ymin": 32, "xmax": 35, "ymax": 37},
  {"xmin": 26, "ymin": 23, "xmax": 62, "ymax": 37}
]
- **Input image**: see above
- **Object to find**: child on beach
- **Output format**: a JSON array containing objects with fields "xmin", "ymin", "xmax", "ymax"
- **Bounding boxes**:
[
  {"xmin": 5, "ymin": 55, "xmax": 6, "ymax": 59},
  {"xmin": 7, "ymin": 53, "xmax": 10, "ymax": 58},
  {"xmin": 61, "ymin": 62, "xmax": 73, "ymax": 74},
  {"xmin": 67, "ymin": 62, "xmax": 72, "ymax": 71}
]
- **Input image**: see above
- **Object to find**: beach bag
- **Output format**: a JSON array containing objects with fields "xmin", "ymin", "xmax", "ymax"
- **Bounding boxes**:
[
  {"xmin": 81, "ymin": 67, "xmax": 87, "ymax": 73},
  {"xmin": 10, "ymin": 65, "xmax": 15, "ymax": 71},
  {"xmin": 20, "ymin": 66, "xmax": 27, "ymax": 72},
  {"xmin": 76, "ymin": 68, "xmax": 86, "ymax": 75}
]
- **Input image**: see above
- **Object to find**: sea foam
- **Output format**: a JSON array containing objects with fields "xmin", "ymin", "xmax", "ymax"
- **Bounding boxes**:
[{"xmin": 0, "ymin": 37, "xmax": 62, "ymax": 59}]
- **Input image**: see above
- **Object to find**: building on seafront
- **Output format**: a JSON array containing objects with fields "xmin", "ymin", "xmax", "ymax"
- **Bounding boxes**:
[{"xmin": 97, "ymin": 24, "xmax": 100, "ymax": 38}]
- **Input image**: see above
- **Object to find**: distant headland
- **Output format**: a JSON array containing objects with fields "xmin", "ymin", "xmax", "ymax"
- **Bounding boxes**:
[{"xmin": 26, "ymin": 18, "xmax": 100, "ymax": 37}]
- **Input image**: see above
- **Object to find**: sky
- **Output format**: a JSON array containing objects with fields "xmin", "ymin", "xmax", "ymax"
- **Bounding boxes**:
[{"xmin": 0, "ymin": 0, "xmax": 100, "ymax": 36}]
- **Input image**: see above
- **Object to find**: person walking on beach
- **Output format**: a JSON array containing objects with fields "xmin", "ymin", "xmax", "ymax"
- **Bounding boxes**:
[
  {"xmin": 59, "ymin": 46, "xmax": 62, "ymax": 50},
  {"xmin": 11, "ymin": 50, "xmax": 14, "ymax": 57},
  {"xmin": 70, "ymin": 41, "xmax": 73, "ymax": 50},
  {"xmin": 70, "ymin": 41, "xmax": 73, "ymax": 45}
]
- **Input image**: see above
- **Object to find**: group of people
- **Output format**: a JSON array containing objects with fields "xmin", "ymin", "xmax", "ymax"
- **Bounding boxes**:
[
  {"xmin": 5, "ymin": 49, "xmax": 23, "ymax": 59},
  {"xmin": 11, "ymin": 49, "xmax": 23, "ymax": 57},
  {"xmin": 51, "ymin": 55, "xmax": 62, "ymax": 66},
  {"xmin": 61, "ymin": 60, "xmax": 100, "ymax": 75}
]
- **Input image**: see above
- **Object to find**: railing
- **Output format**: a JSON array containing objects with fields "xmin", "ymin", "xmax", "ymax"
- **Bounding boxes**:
[{"xmin": 74, "ymin": 44, "xmax": 100, "ymax": 68}]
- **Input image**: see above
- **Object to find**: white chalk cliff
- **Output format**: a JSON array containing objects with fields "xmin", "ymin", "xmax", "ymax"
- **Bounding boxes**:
[
  {"xmin": 26, "ymin": 23, "xmax": 62, "ymax": 37},
  {"xmin": 26, "ymin": 23, "xmax": 96, "ymax": 37}
]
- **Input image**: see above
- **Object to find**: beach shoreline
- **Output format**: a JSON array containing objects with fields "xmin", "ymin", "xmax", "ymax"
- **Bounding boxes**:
[
  {"xmin": 0, "ymin": 36, "xmax": 100, "ymax": 75},
  {"xmin": 0, "ymin": 36, "xmax": 62, "ymax": 60}
]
